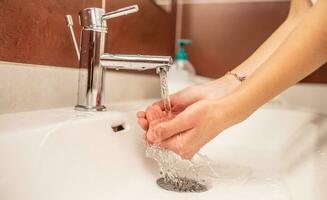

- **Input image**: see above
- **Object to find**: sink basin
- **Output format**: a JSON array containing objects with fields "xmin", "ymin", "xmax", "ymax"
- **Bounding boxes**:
[{"xmin": 0, "ymin": 101, "xmax": 326, "ymax": 200}]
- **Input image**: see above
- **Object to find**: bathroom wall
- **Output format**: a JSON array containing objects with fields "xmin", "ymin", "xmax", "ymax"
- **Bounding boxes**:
[
  {"xmin": 178, "ymin": 1, "xmax": 327, "ymax": 83},
  {"xmin": 0, "ymin": 0, "xmax": 176, "ymax": 68},
  {"xmin": 1, "ymin": 0, "xmax": 326, "ymax": 114},
  {"xmin": 0, "ymin": 0, "xmax": 177, "ymax": 113},
  {"xmin": 1, "ymin": 0, "xmax": 325, "ymax": 83},
  {"xmin": 0, "ymin": 61, "xmax": 161, "ymax": 114}
]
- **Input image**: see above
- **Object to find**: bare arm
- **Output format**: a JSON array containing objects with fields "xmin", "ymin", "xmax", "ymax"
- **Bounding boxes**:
[
  {"xmin": 205, "ymin": 0, "xmax": 312, "ymax": 97},
  {"xmin": 141, "ymin": 0, "xmax": 327, "ymax": 160},
  {"xmin": 137, "ymin": 0, "xmax": 325, "ymax": 159},
  {"xmin": 232, "ymin": 0, "xmax": 312, "ymax": 77},
  {"xmin": 228, "ymin": 0, "xmax": 327, "ymax": 122}
]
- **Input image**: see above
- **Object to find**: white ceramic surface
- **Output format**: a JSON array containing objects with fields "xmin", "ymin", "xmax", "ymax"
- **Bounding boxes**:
[{"xmin": 0, "ymin": 101, "xmax": 326, "ymax": 200}]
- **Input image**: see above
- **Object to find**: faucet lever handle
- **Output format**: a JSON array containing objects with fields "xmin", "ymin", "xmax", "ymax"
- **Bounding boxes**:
[
  {"xmin": 65, "ymin": 15, "xmax": 80, "ymax": 61},
  {"xmin": 102, "ymin": 5, "xmax": 139, "ymax": 20}
]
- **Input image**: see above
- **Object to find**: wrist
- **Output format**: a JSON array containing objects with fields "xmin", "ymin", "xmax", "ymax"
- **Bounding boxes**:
[
  {"xmin": 202, "ymin": 74, "xmax": 242, "ymax": 100},
  {"xmin": 210, "ymin": 73, "xmax": 241, "ymax": 86},
  {"xmin": 212, "ymin": 92, "xmax": 252, "ymax": 129}
]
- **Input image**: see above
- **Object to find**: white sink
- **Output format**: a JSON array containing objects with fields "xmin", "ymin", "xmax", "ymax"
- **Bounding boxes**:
[{"xmin": 0, "ymin": 101, "xmax": 326, "ymax": 200}]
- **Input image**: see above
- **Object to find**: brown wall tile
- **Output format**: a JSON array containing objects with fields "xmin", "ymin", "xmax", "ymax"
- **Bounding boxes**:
[
  {"xmin": 181, "ymin": 2, "xmax": 327, "ymax": 83},
  {"xmin": 1, "ymin": 1, "xmax": 325, "ymax": 83},
  {"xmin": 0, "ymin": 0, "xmax": 176, "ymax": 68}
]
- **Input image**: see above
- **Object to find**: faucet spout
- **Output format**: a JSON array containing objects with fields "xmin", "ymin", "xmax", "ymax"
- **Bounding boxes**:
[
  {"xmin": 65, "ymin": 5, "xmax": 174, "ymax": 112},
  {"xmin": 100, "ymin": 54, "xmax": 173, "ymax": 71}
]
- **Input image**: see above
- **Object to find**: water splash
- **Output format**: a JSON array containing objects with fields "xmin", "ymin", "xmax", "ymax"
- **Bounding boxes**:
[{"xmin": 145, "ymin": 67, "xmax": 218, "ymax": 192}]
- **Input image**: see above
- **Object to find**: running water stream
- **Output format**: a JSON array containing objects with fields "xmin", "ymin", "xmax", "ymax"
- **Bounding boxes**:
[
  {"xmin": 158, "ymin": 66, "xmax": 171, "ymax": 113},
  {"xmin": 145, "ymin": 66, "xmax": 217, "ymax": 192}
]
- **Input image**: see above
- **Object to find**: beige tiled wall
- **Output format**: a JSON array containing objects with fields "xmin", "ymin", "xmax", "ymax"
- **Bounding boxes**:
[
  {"xmin": 1, "ymin": 61, "xmax": 326, "ymax": 115},
  {"xmin": 0, "ymin": 62, "xmax": 160, "ymax": 114}
]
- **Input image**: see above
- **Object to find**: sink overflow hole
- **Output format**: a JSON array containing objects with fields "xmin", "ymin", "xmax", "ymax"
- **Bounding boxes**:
[{"xmin": 111, "ymin": 123, "xmax": 126, "ymax": 133}]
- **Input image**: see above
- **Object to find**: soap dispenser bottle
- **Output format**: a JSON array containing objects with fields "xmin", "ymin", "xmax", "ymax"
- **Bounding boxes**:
[{"xmin": 168, "ymin": 39, "xmax": 196, "ymax": 93}]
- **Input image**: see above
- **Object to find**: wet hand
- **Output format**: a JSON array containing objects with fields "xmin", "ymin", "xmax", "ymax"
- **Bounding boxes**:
[
  {"xmin": 137, "ymin": 75, "xmax": 240, "ymax": 131},
  {"xmin": 146, "ymin": 100, "xmax": 236, "ymax": 159}
]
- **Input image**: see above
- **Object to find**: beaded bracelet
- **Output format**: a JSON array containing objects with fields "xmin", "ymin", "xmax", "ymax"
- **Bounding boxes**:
[{"xmin": 225, "ymin": 71, "xmax": 247, "ymax": 82}]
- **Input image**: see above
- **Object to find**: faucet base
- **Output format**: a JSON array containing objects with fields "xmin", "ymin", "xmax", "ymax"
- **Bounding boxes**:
[{"xmin": 74, "ymin": 105, "xmax": 107, "ymax": 112}]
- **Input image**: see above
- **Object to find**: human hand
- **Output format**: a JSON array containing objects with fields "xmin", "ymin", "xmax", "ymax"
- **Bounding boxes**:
[
  {"xmin": 137, "ymin": 75, "xmax": 240, "ymax": 131},
  {"xmin": 145, "ymin": 99, "xmax": 239, "ymax": 159}
]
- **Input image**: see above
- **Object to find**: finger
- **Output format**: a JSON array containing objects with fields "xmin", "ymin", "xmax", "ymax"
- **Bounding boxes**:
[
  {"xmin": 145, "ymin": 106, "xmax": 158, "ymax": 122},
  {"xmin": 152, "ymin": 100, "xmax": 164, "ymax": 110},
  {"xmin": 143, "ymin": 132, "xmax": 152, "ymax": 143},
  {"xmin": 152, "ymin": 105, "xmax": 166, "ymax": 119},
  {"xmin": 153, "ymin": 92, "xmax": 185, "ymax": 114},
  {"xmin": 147, "ymin": 111, "xmax": 193, "ymax": 143},
  {"xmin": 141, "ymin": 132, "xmax": 154, "ymax": 145},
  {"xmin": 136, "ymin": 111, "xmax": 146, "ymax": 118},
  {"xmin": 145, "ymin": 105, "xmax": 166, "ymax": 122},
  {"xmin": 152, "ymin": 93, "xmax": 178, "ymax": 110},
  {"xmin": 160, "ymin": 132, "xmax": 194, "ymax": 160},
  {"xmin": 138, "ymin": 118, "xmax": 149, "ymax": 130},
  {"xmin": 149, "ymin": 112, "xmax": 175, "ymax": 127}
]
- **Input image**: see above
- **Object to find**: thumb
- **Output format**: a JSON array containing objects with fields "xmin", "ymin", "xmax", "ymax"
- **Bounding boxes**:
[{"xmin": 147, "ymin": 111, "xmax": 193, "ymax": 143}]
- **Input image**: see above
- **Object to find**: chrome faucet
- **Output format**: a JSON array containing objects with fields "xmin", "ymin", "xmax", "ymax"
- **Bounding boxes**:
[{"xmin": 65, "ymin": 5, "xmax": 173, "ymax": 111}]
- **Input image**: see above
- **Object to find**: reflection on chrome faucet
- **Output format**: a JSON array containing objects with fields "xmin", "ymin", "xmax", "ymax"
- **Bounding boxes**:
[{"xmin": 65, "ymin": 5, "xmax": 173, "ymax": 111}]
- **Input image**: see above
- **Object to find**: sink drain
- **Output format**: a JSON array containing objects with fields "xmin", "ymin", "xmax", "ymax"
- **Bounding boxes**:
[{"xmin": 156, "ymin": 177, "xmax": 208, "ymax": 193}]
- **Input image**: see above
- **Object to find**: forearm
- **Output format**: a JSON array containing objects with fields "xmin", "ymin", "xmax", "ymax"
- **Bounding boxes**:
[
  {"xmin": 207, "ymin": 0, "xmax": 311, "ymax": 91},
  {"xmin": 232, "ymin": 0, "xmax": 311, "ymax": 77},
  {"xmin": 228, "ymin": 1, "xmax": 327, "ymax": 121},
  {"xmin": 204, "ymin": 15, "xmax": 303, "ymax": 96}
]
